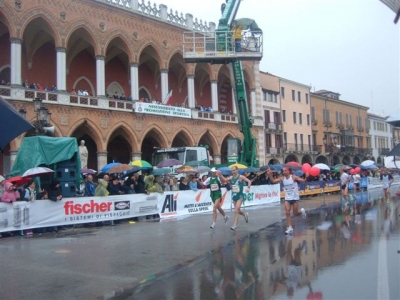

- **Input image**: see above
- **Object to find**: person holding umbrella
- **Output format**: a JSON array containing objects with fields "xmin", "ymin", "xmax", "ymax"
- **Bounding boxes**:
[
  {"xmin": 201, "ymin": 168, "xmax": 229, "ymax": 229},
  {"xmin": 48, "ymin": 180, "xmax": 63, "ymax": 202}
]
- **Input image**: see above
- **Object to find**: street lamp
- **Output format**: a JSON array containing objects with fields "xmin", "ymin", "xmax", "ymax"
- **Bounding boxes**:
[{"xmin": 20, "ymin": 97, "xmax": 53, "ymax": 135}]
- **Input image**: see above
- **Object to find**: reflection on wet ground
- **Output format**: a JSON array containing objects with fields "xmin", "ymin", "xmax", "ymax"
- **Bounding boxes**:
[{"xmin": 122, "ymin": 191, "xmax": 400, "ymax": 300}]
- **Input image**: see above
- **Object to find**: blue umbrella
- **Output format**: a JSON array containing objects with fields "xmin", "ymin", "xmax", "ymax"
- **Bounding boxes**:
[
  {"xmin": 101, "ymin": 162, "xmax": 121, "ymax": 173},
  {"xmin": 218, "ymin": 167, "xmax": 232, "ymax": 176},
  {"xmin": 294, "ymin": 170, "xmax": 304, "ymax": 177}
]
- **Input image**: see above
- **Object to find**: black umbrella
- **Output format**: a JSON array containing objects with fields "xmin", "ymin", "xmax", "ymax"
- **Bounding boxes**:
[
  {"xmin": 0, "ymin": 96, "xmax": 34, "ymax": 152},
  {"xmin": 386, "ymin": 143, "xmax": 400, "ymax": 156},
  {"xmin": 386, "ymin": 144, "xmax": 400, "ymax": 169}
]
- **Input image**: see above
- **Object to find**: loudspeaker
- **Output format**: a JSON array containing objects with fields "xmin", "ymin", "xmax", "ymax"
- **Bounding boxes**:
[{"xmin": 43, "ymin": 126, "xmax": 55, "ymax": 134}]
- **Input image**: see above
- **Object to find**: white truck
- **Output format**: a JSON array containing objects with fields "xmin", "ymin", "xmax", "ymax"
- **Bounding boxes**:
[{"xmin": 152, "ymin": 146, "xmax": 210, "ymax": 174}]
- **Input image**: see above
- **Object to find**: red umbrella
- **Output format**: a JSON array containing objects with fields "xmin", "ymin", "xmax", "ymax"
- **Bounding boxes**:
[
  {"xmin": 7, "ymin": 176, "xmax": 31, "ymax": 186},
  {"xmin": 286, "ymin": 161, "xmax": 301, "ymax": 167}
]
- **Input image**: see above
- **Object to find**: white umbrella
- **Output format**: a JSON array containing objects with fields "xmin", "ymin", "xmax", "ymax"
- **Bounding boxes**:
[
  {"xmin": 195, "ymin": 166, "xmax": 211, "ymax": 173},
  {"xmin": 314, "ymin": 163, "xmax": 330, "ymax": 170},
  {"xmin": 22, "ymin": 167, "xmax": 55, "ymax": 178},
  {"xmin": 360, "ymin": 160, "xmax": 375, "ymax": 167}
]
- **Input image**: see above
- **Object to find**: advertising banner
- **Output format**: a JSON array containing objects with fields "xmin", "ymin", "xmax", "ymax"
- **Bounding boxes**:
[
  {"xmin": 0, "ymin": 194, "xmax": 159, "ymax": 233},
  {"xmin": 134, "ymin": 102, "xmax": 191, "ymax": 118},
  {"xmin": 158, "ymin": 184, "xmax": 281, "ymax": 219},
  {"xmin": 0, "ymin": 185, "xmax": 281, "ymax": 231}
]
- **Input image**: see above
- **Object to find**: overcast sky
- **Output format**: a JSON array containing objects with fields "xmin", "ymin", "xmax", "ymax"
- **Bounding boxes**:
[{"xmin": 160, "ymin": 0, "xmax": 399, "ymax": 117}]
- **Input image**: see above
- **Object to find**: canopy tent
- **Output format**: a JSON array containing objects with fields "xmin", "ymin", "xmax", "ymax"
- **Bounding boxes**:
[
  {"xmin": 10, "ymin": 136, "xmax": 82, "ymax": 187},
  {"xmin": 0, "ymin": 96, "xmax": 35, "ymax": 152}
]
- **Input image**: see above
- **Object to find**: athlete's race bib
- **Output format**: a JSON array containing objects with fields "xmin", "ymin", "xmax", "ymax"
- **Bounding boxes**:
[
  {"xmin": 286, "ymin": 188, "xmax": 294, "ymax": 197},
  {"xmin": 232, "ymin": 185, "xmax": 240, "ymax": 193},
  {"xmin": 210, "ymin": 183, "xmax": 219, "ymax": 191}
]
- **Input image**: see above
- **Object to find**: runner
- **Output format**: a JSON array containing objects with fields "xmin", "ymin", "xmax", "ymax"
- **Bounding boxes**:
[
  {"xmin": 380, "ymin": 167, "xmax": 393, "ymax": 202},
  {"xmin": 340, "ymin": 167, "xmax": 350, "ymax": 201},
  {"xmin": 202, "ymin": 168, "xmax": 229, "ymax": 229},
  {"xmin": 267, "ymin": 166, "xmax": 307, "ymax": 234},
  {"xmin": 222, "ymin": 166, "xmax": 251, "ymax": 231}
]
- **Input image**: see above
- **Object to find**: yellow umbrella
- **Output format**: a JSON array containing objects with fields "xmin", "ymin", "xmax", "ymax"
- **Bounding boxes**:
[
  {"xmin": 229, "ymin": 163, "xmax": 247, "ymax": 169},
  {"xmin": 176, "ymin": 165, "xmax": 196, "ymax": 173}
]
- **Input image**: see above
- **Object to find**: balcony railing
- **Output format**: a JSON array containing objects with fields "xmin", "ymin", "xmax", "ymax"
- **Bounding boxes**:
[
  {"xmin": 357, "ymin": 126, "xmax": 364, "ymax": 132},
  {"xmin": 336, "ymin": 123, "xmax": 344, "ymax": 129},
  {"xmin": 356, "ymin": 147, "xmax": 373, "ymax": 155},
  {"xmin": 323, "ymin": 121, "xmax": 332, "ymax": 127},
  {"xmin": 1, "ymin": 86, "xmax": 239, "ymax": 124},
  {"xmin": 379, "ymin": 148, "xmax": 391, "ymax": 156},
  {"xmin": 284, "ymin": 143, "xmax": 316, "ymax": 152},
  {"xmin": 264, "ymin": 122, "xmax": 282, "ymax": 131},
  {"xmin": 311, "ymin": 119, "xmax": 318, "ymax": 125},
  {"xmin": 265, "ymin": 147, "xmax": 283, "ymax": 155}
]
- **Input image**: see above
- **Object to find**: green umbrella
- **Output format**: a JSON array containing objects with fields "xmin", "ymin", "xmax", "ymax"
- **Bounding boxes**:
[
  {"xmin": 131, "ymin": 160, "xmax": 153, "ymax": 170},
  {"xmin": 234, "ymin": 18, "xmax": 262, "ymax": 32}
]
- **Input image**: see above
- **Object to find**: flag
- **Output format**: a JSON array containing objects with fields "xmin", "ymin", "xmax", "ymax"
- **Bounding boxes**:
[{"xmin": 163, "ymin": 90, "xmax": 173, "ymax": 105}]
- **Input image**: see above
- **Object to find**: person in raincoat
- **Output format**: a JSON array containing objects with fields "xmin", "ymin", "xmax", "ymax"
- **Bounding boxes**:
[
  {"xmin": 145, "ymin": 175, "xmax": 157, "ymax": 193},
  {"xmin": 95, "ymin": 179, "xmax": 109, "ymax": 196}
]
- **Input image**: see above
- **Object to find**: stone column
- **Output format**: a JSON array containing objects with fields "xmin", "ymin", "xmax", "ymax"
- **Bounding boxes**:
[
  {"xmin": 250, "ymin": 88, "xmax": 256, "ymax": 117},
  {"xmin": 56, "ymin": 47, "xmax": 67, "ymax": 91},
  {"xmin": 96, "ymin": 56, "xmax": 105, "ymax": 96},
  {"xmin": 131, "ymin": 152, "xmax": 142, "ymax": 162},
  {"xmin": 187, "ymin": 75, "xmax": 195, "ymax": 108},
  {"xmin": 232, "ymin": 88, "xmax": 237, "ymax": 114},
  {"xmin": 130, "ymin": 63, "xmax": 139, "ymax": 100},
  {"xmin": 213, "ymin": 154, "xmax": 221, "ymax": 165},
  {"xmin": 97, "ymin": 151, "xmax": 108, "ymax": 172},
  {"xmin": 10, "ymin": 38, "xmax": 22, "ymax": 86},
  {"xmin": 160, "ymin": 69, "xmax": 168, "ymax": 102},
  {"xmin": 211, "ymin": 80, "xmax": 218, "ymax": 111}
]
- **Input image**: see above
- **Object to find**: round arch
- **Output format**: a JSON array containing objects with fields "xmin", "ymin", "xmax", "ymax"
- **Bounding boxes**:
[
  {"xmin": 342, "ymin": 156, "xmax": 351, "ymax": 165},
  {"xmin": 268, "ymin": 158, "xmax": 280, "ymax": 165},
  {"xmin": 315, "ymin": 155, "xmax": 329, "ymax": 164},
  {"xmin": 285, "ymin": 154, "xmax": 299, "ymax": 163},
  {"xmin": 301, "ymin": 155, "xmax": 312, "ymax": 164}
]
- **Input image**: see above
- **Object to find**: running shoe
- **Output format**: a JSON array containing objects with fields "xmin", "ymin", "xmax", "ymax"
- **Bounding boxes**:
[
  {"xmin": 244, "ymin": 213, "xmax": 249, "ymax": 223},
  {"xmin": 230, "ymin": 225, "xmax": 237, "ymax": 231},
  {"xmin": 300, "ymin": 208, "xmax": 307, "ymax": 219},
  {"xmin": 285, "ymin": 226, "xmax": 293, "ymax": 234},
  {"xmin": 210, "ymin": 222, "xmax": 215, "ymax": 229},
  {"xmin": 224, "ymin": 215, "xmax": 229, "ymax": 224}
]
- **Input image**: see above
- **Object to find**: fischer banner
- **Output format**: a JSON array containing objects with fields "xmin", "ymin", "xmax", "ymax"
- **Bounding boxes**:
[{"xmin": 0, "ymin": 185, "xmax": 281, "ymax": 231}]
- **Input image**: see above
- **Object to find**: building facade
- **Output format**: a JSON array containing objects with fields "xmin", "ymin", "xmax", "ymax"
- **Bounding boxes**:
[
  {"xmin": 368, "ymin": 113, "xmax": 392, "ymax": 164},
  {"xmin": 0, "ymin": 0, "xmax": 265, "ymax": 174},
  {"xmin": 311, "ymin": 90, "xmax": 371, "ymax": 165},
  {"xmin": 279, "ymin": 77, "xmax": 315, "ymax": 164}
]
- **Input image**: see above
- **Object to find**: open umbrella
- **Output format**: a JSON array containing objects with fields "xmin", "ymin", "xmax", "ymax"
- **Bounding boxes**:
[
  {"xmin": 314, "ymin": 163, "xmax": 330, "ymax": 170},
  {"xmin": 175, "ymin": 165, "xmax": 196, "ymax": 173},
  {"xmin": 157, "ymin": 159, "xmax": 181, "ymax": 168},
  {"xmin": 22, "ymin": 167, "xmax": 54, "ymax": 178},
  {"xmin": 286, "ymin": 161, "xmax": 301, "ymax": 167},
  {"xmin": 131, "ymin": 160, "xmax": 153, "ymax": 170},
  {"xmin": 195, "ymin": 166, "xmax": 211, "ymax": 173},
  {"xmin": 243, "ymin": 167, "xmax": 260, "ymax": 173},
  {"xmin": 81, "ymin": 168, "xmax": 97, "ymax": 175},
  {"xmin": 123, "ymin": 166, "xmax": 142, "ymax": 176},
  {"xmin": 152, "ymin": 168, "xmax": 171, "ymax": 176},
  {"xmin": 107, "ymin": 163, "xmax": 133, "ymax": 174},
  {"xmin": 229, "ymin": 163, "xmax": 247, "ymax": 169},
  {"xmin": 6, "ymin": 176, "xmax": 32, "ymax": 186},
  {"xmin": 101, "ymin": 162, "xmax": 121, "ymax": 173},
  {"xmin": 0, "ymin": 96, "xmax": 35, "ymax": 152},
  {"xmin": 218, "ymin": 167, "xmax": 232, "ymax": 176},
  {"xmin": 234, "ymin": 18, "xmax": 262, "ymax": 32},
  {"xmin": 360, "ymin": 160, "xmax": 375, "ymax": 167}
]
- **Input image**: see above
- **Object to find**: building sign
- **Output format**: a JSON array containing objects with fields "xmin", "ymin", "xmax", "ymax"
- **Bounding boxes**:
[{"xmin": 134, "ymin": 102, "xmax": 191, "ymax": 118}]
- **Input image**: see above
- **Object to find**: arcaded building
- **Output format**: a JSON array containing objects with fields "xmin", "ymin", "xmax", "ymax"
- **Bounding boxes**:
[{"xmin": 0, "ymin": 0, "xmax": 266, "ymax": 173}]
